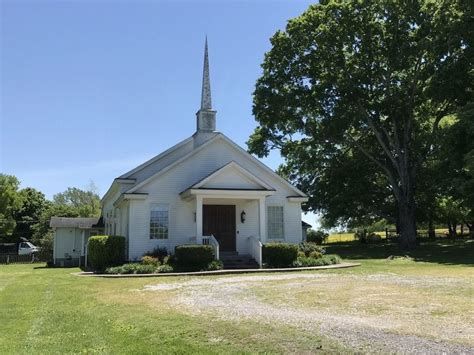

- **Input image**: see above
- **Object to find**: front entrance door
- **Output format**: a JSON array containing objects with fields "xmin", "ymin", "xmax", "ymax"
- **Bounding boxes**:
[{"xmin": 203, "ymin": 205, "xmax": 236, "ymax": 252}]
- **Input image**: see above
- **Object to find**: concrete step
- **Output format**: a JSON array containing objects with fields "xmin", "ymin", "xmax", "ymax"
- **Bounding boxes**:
[{"xmin": 221, "ymin": 254, "xmax": 259, "ymax": 269}]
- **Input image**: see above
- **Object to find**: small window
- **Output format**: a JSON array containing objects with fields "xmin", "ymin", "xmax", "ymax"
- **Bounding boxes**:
[
  {"xmin": 150, "ymin": 204, "xmax": 169, "ymax": 239},
  {"xmin": 267, "ymin": 206, "xmax": 284, "ymax": 240}
]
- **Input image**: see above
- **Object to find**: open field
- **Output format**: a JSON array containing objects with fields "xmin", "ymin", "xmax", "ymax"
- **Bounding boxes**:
[
  {"xmin": 1, "ymin": 239, "xmax": 473, "ymax": 354},
  {"xmin": 326, "ymin": 228, "xmax": 451, "ymax": 243}
]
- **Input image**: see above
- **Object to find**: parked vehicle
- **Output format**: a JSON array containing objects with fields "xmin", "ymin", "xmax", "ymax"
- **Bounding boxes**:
[
  {"xmin": 18, "ymin": 242, "xmax": 39, "ymax": 255},
  {"xmin": 0, "ymin": 241, "xmax": 39, "ymax": 255}
]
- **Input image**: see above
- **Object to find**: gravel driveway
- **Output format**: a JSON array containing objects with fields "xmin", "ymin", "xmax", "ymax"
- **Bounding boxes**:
[{"xmin": 145, "ymin": 273, "xmax": 474, "ymax": 354}]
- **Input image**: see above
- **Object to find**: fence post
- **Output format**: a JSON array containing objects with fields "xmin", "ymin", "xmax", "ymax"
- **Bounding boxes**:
[{"xmin": 7, "ymin": 255, "xmax": 9, "ymax": 265}]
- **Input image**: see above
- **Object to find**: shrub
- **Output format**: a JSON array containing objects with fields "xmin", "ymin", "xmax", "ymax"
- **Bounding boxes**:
[
  {"xmin": 157, "ymin": 264, "xmax": 174, "ymax": 273},
  {"xmin": 354, "ymin": 231, "xmax": 383, "ymax": 244},
  {"xmin": 367, "ymin": 233, "xmax": 382, "ymax": 243},
  {"xmin": 262, "ymin": 243, "xmax": 298, "ymax": 268},
  {"xmin": 175, "ymin": 245, "xmax": 215, "ymax": 271},
  {"xmin": 88, "ymin": 235, "xmax": 125, "ymax": 271},
  {"xmin": 141, "ymin": 256, "xmax": 160, "ymax": 267},
  {"xmin": 144, "ymin": 247, "xmax": 169, "ymax": 261},
  {"xmin": 294, "ymin": 256, "xmax": 326, "ymax": 267},
  {"xmin": 298, "ymin": 242, "xmax": 326, "ymax": 257},
  {"xmin": 293, "ymin": 254, "xmax": 341, "ymax": 267},
  {"xmin": 206, "ymin": 260, "xmax": 223, "ymax": 271},
  {"xmin": 306, "ymin": 229, "xmax": 329, "ymax": 245},
  {"xmin": 105, "ymin": 263, "xmax": 155, "ymax": 274},
  {"xmin": 308, "ymin": 251, "xmax": 323, "ymax": 259}
]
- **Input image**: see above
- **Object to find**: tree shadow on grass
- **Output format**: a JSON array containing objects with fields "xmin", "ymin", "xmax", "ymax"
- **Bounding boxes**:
[{"xmin": 325, "ymin": 239, "xmax": 474, "ymax": 266}]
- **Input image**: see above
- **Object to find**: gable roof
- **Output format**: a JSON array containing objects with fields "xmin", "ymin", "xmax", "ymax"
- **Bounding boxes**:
[
  {"xmin": 125, "ymin": 133, "xmax": 307, "ymax": 197},
  {"xmin": 181, "ymin": 161, "xmax": 275, "ymax": 193},
  {"xmin": 192, "ymin": 161, "xmax": 274, "ymax": 190},
  {"xmin": 118, "ymin": 136, "xmax": 193, "ymax": 179}
]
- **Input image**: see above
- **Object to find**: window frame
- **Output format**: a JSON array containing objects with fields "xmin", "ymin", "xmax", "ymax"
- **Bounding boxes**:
[
  {"xmin": 267, "ymin": 205, "xmax": 285, "ymax": 240},
  {"xmin": 149, "ymin": 204, "xmax": 169, "ymax": 240}
]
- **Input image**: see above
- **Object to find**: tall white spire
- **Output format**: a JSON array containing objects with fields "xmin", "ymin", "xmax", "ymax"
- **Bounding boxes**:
[
  {"xmin": 196, "ymin": 37, "xmax": 216, "ymax": 133},
  {"xmin": 201, "ymin": 36, "xmax": 212, "ymax": 110}
]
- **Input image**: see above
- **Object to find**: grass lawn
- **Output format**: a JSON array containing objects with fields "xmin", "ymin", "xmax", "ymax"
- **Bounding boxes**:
[{"xmin": 1, "ymin": 239, "xmax": 473, "ymax": 354}]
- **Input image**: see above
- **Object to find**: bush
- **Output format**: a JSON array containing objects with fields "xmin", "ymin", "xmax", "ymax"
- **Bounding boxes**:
[
  {"xmin": 306, "ymin": 229, "xmax": 329, "ymax": 245},
  {"xmin": 354, "ymin": 231, "xmax": 383, "ymax": 244},
  {"xmin": 175, "ymin": 245, "xmax": 215, "ymax": 271},
  {"xmin": 88, "ymin": 235, "xmax": 125, "ymax": 271},
  {"xmin": 298, "ymin": 242, "xmax": 326, "ymax": 257},
  {"xmin": 37, "ymin": 232, "xmax": 54, "ymax": 262},
  {"xmin": 206, "ymin": 260, "xmax": 223, "ymax": 271},
  {"xmin": 144, "ymin": 247, "xmax": 169, "ymax": 261},
  {"xmin": 157, "ymin": 264, "xmax": 174, "ymax": 273},
  {"xmin": 105, "ymin": 263, "xmax": 155, "ymax": 274},
  {"xmin": 293, "ymin": 254, "xmax": 341, "ymax": 267},
  {"xmin": 141, "ymin": 256, "xmax": 160, "ymax": 267},
  {"xmin": 262, "ymin": 243, "xmax": 298, "ymax": 268}
]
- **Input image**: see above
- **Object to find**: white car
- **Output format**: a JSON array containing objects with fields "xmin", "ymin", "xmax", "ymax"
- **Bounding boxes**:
[{"xmin": 18, "ymin": 242, "xmax": 39, "ymax": 255}]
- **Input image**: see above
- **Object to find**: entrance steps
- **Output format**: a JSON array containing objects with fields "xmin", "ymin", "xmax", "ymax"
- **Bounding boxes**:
[{"xmin": 220, "ymin": 252, "xmax": 259, "ymax": 269}]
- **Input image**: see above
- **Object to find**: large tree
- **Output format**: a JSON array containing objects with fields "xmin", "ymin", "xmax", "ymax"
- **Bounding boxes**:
[
  {"xmin": 52, "ymin": 185, "xmax": 101, "ymax": 218},
  {"xmin": 12, "ymin": 187, "xmax": 48, "ymax": 241},
  {"xmin": 0, "ymin": 174, "xmax": 22, "ymax": 241},
  {"xmin": 248, "ymin": 0, "xmax": 473, "ymax": 249}
]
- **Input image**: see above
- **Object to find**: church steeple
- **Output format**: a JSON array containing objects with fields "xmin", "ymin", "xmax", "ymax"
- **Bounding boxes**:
[{"xmin": 196, "ymin": 37, "xmax": 216, "ymax": 132}]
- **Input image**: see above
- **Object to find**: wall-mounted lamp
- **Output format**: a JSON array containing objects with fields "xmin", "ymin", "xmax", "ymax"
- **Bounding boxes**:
[{"xmin": 240, "ymin": 210, "xmax": 246, "ymax": 223}]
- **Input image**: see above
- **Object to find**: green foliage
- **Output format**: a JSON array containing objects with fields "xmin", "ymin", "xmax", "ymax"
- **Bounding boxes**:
[
  {"xmin": 141, "ymin": 256, "xmax": 160, "ymax": 267},
  {"xmin": 88, "ymin": 235, "xmax": 126, "ymax": 271},
  {"xmin": 354, "ymin": 231, "xmax": 383, "ymax": 244},
  {"xmin": 36, "ymin": 231, "xmax": 54, "ymax": 262},
  {"xmin": 248, "ymin": 0, "xmax": 473, "ymax": 249},
  {"xmin": 12, "ymin": 187, "xmax": 48, "ymax": 241},
  {"xmin": 306, "ymin": 229, "xmax": 329, "ymax": 245},
  {"xmin": 206, "ymin": 260, "xmax": 223, "ymax": 271},
  {"xmin": 53, "ymin": 185, "xmax": 101, "ymax": 218},
  {"xmin": 293, "ymin": 254, "xmax": 341, "ymax": 267},
  {"xmin": 144, "ymin": 247, "xmax": 169, "ymax": 262},
  {"xmin": 0, "ymin": 174, "xmax": 22, "ymax": 241},
  {"xmin": 298, "ymin": 242, "xmax": 326, "ymax": 257},
  {"xmin": 174, "ymin": 245, "xmax": 215, "ymax": 271},
  {"xmin": 105, "ymin": 263, "xmax": 155, "ymax": 275},
  {"xmin": 156, "ymin": 264, "xmax": 174, "ymax": 273},
  {"xmin": 262, "ymin": 243, "xmax": 298, "ymax": 268}
]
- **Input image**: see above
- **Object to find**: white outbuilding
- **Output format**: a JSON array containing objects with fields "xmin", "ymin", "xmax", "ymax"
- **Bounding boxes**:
[{"xmin": 50, "ymin": 217, "xmax": 103, "ymax": 267}]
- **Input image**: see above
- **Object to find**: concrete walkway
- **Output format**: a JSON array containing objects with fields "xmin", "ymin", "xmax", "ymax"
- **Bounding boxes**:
[{"xmin": 73, "ymin": 262, "xmax": 360, "ymax": 278}]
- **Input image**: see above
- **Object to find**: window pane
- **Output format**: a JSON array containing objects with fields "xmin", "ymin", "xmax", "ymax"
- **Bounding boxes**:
[
  {"xmin": 267, "ymin": 206, "xmax": 284, "ymax": 239},
  {"xmin": 150, "ymin": 204, "xmax": 169, "ymax": 239}
]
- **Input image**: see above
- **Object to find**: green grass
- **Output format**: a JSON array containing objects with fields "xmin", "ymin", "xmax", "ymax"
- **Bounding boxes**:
[
  {"xmin": 1, "ymin": 239, "xmax": 472, "ymax": 353},
  {"xmin": 0, "ymin": 265, "xmax": 342, "ymax": 354}
]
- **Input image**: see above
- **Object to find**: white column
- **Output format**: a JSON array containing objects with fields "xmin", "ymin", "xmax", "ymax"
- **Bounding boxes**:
[
  {"xmin": 196, "ymin": 195, "xmax": 203, "ymax": 240},
  {"xmin": 259, "ymin": 197, "xmax": 266, "ymax": 242}
]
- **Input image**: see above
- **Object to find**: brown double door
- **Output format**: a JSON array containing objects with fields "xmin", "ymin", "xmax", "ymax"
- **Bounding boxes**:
[{"xmin": 203, "ymin": 205, "xmax": 236, "ymax": 252}]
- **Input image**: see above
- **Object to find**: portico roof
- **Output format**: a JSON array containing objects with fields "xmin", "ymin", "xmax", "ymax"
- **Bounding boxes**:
[{"xmin": 179, "ymin": 161, "xmax": 276, "ymax": 200}]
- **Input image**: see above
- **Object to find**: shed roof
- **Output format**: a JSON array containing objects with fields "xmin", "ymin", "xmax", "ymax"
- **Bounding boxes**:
[{"xmin": 50, "ymin": 217, "xmax": 104, "ymax": 229}]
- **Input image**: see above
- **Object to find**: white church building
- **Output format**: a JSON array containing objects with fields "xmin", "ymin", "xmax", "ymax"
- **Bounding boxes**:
[{"xmin": 52, "ymin": 40, "xmax": 308, "ymax": 267}]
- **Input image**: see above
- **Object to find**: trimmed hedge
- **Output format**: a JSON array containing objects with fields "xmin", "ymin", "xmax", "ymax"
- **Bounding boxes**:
[
  {"xmin": 175, "ymin": 245, "xmax": 215, "ymax": 271},
  {"xmin": 88, "ymin": 235, "xmax": 125, "ymax": 271},
  {"xmin": 263, "ymin": 243, "xmax": 298, "ymax": 268}
]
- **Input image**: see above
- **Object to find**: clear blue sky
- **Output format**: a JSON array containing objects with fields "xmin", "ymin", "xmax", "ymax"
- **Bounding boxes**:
[{"xmin": 1, "ymin": 0, "xmax": 319, "ymax": 227}]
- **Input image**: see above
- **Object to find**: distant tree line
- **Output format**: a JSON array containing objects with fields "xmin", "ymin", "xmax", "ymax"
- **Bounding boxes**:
[{"xmin": 0, "ymin": 174, "xmax": 101, "ymax": 246}]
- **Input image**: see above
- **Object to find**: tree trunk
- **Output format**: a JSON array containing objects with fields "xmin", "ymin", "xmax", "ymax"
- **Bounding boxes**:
[
  {"xmin": 398, "ymin": 198, "xmax": 417, "ymax": 250},
  {"xmin": 428, "ymin": 211, "xmax": 435, "ymax": 239}
]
